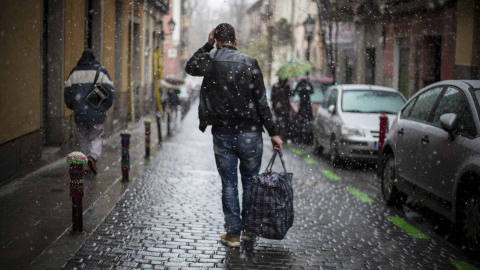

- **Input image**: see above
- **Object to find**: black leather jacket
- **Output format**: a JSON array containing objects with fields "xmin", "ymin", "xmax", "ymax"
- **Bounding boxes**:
[{"xmin": 185, "ymin": 43, "xmax": 277, "ymax": 136}]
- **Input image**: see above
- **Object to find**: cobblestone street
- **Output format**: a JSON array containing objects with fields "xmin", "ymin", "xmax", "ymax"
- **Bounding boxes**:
[{"xmin": 61, "ymin": 107, "xmax": 480, "ymax": 270}]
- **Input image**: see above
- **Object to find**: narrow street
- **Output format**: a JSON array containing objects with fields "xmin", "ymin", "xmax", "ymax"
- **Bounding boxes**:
[{"xmin": 59, "ymin": 103, "xmax": 480, "ymax": 270}]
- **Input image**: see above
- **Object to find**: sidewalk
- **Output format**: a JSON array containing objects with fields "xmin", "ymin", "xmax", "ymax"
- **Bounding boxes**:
[{"xmin": 0, "ymin": 111, "xmax": 173, "ymax": 270}]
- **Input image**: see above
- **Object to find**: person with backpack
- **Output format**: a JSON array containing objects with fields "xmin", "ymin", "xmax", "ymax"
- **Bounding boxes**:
[{"xmin": 64, "ymin": 49, "xmax": 114, "ymax": 175}]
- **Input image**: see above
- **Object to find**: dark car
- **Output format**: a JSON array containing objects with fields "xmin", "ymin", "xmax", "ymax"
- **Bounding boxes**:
[
  {"xmin": 380, "ymin": 80, "xmax": 480, "ymax": 255},
  {"xmin": 288, "ymin": 76, "xmax": 334, "ymax": 119}
]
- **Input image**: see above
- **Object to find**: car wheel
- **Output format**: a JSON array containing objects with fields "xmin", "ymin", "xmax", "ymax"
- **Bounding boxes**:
[
  {"xmin": 381, "ymin": 153, "xmax": 406, "ymax": 207},
  {"xmin": 329, "ymin": 139, "xmax": 342, "ymax": 167},
  {"xmin": 460, "ymin": 190, "xmax": 480, "ymax": 256}
]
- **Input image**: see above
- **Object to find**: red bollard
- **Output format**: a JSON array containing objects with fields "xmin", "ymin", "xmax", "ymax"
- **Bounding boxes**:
[
  {"xmin": 67, "ymin": 151, "xmax": 88, "ymax": 234},
  {"xmin": 378, "ymin": 114, "xmax": 389, "ymax": 150}
]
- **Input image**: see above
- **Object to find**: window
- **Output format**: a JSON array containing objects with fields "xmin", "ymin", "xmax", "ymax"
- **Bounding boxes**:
[
  {"xmin": 432, "ymin": 87, "xmax": 476, "ymax": 137},
  {"xmin": 325, "ymin": 89, "xmax": 338, "ymax": 109},
  {"xmin": 474, "ymin": 89, "xmax": 480, "ymax": 119},
  {"xmin": 408, "ymin": 87, "xmax": 443, "ymax": 122},
  {"xmin": 401, "ymin": 98, "xmax": 416, "ymax": 118},
  {"xmin": 291, "ymin": 82, "xmax": 331, "ymax": 103},
  {"xmin": 341, "ymin": 90, "xmax": 405, "ymax": 114}
]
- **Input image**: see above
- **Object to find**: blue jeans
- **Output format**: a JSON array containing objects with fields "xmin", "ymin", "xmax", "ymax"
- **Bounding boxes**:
[{"xmin": 213, "ymin": 132, "xmax": 263, "ymax": 238}]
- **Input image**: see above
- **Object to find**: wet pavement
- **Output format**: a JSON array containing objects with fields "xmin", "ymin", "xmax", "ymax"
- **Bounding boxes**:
[
  {"xmin": 2, "ymin": 102, "xmax": 480, "ymax": 269},
  {"xmin": 58, "ymin": 104, "xmax": 479, "ymax": 270},
  {"xmin": 0, "ymin": 111, "xmax": 170, "ymax": 269}
]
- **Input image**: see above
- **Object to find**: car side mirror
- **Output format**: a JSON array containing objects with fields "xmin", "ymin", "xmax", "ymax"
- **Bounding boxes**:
[
  {"xmin": 328, "ymin": 104, "xmax": 336, "ymax": 114},
  {"xmin": 440, "ymin": 113, "xmax": 458, "ymax": 141}
]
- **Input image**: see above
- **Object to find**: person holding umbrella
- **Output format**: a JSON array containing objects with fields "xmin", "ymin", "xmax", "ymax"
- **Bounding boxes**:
[
  {"xmin": 271, "ymin": 78, "xmax": 293, "ymax": 141},
  {"xmin": 276, "ymin": 59, "xmax": 314, "ymax": 144},
  {"xmin": 294, "ymin": 78, "xmax": 314, "ymax": 144}
]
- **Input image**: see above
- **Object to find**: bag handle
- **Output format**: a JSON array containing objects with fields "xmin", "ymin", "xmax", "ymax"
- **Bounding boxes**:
[
  {"xmin": 92, "ymin": 65, "xmax": 102, "ymax": 87},
  {"xmin": 265, "ymin": 148, "xmax": 288, "ymax": 174},
  {"xmin": 264, "ymin": 150, "xmax": 277, "ymax": 172},
  {"xmin": 277, "ymin": 148, "xmax": 288, "ymax": 174}
]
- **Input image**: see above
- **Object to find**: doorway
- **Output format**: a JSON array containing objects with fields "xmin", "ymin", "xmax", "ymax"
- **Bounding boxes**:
[
  {"xmin": 423, "ymin": 36, "xmax": 442, "ymax": 87},
  {"xmin": 365, "ymin": 48, "xmax": 376, "ymax": 85},
  {"xmin": 398, "ymin": 38, "xmax": 410, "ymax": 98}
]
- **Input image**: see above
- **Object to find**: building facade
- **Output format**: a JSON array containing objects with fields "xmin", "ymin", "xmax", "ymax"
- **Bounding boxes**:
[
  {"xmin": 382, "ymin": 0, "xmax": 479, "ymax": 98},
  {"xmin": 0, "ymin": 0, "xmax": 175, "ymax": 184}
]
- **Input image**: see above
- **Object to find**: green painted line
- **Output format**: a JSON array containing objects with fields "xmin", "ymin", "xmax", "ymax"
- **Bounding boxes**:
[
  {"xmin": 292, "ymin": 149, "xmax": 303, "ymax": 155},
  {"xmin": 347, "ymin": 188, "xmax": 374, "ymax": 203},
  {"xmin": 303, "ymin": 157, "xmax": 317, "ymax": 164},
  {"xmin": 387, "ymin": 217, "xmax": 430, "ymax": 239},
  {"xmin": 321, "ymin": 170, "xmax": 341, "ymax": 181},
  {"xmin": 451, "ymin": 261, "xmax": 478, "ymax": 270}
]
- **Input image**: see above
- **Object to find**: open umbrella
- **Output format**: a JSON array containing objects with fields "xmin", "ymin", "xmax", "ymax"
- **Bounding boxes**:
[{"xmin": 276, "ymin": 59, "xmax": 313, "ymax": 80}]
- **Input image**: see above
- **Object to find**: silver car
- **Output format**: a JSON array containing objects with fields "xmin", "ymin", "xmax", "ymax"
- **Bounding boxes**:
[
  {"xmin": 313, "ymin": 84, "xmax": 406, "ymax": 166},
  {"xmin": 380, "ymin": 80, "xmax": 480, "ymax": 256}
]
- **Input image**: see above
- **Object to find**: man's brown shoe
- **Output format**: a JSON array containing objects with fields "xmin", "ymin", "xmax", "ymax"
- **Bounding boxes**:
[
  {"xmin": 87, "ymin": 157, "xmax": 98, "ymax": 175},
  {"xmin": 220, "ymin": 234, "xmax": 240, "ymax": 248}
]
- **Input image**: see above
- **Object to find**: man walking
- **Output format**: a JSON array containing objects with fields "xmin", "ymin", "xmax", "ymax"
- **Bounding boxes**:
[
  {"xmin": 185, "ymin": 23, "xmax": 283, "ymax": 248},
  {"xmin": 64, "ymin": 49, "xmax": 114, "ymax": 175}
]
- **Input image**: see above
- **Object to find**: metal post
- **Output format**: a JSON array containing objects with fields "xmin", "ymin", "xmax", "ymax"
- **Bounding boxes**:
[
  {"xmin": 156, "ymin": 112, "xmax": 162, "ymax": 143},
  {"xmin": 306, "ymin": 36, "xmax": 312, "ymax": 62},
  {"xmin": 121, "ymin": 132, "xmax": 131, "ymax": 181},
  {"xmin": 145, "ymin": 120, "xmax": 151, "ymax": 158},
  {"xmin": 167, "ymin": 110, "xmax": 171, "ymax": 136},
  {"xmin": 67, "ymin": 151, "xmax": 88, "ymax": 234}
]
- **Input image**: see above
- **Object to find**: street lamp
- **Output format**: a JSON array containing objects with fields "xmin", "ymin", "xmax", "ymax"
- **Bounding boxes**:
[
  {"xmin": 303, "ymin": 14, "xmax": 315, "ymax": 62},
  {"xmin": 160, "ymin": 18, "xmax": 176, "ymax": 40},
  {"xmin": 168, "ymin": 18, "xmax": 176, "ymax": 32}
]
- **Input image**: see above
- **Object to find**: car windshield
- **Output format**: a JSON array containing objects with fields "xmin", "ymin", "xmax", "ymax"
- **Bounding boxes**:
[
  {"xmin": 341, "ymin": 90, "xmax": 405, "ymax": 114},
  {"xmin": 292, "ymin": 82, "xmax": 330, "ymax": 103}
]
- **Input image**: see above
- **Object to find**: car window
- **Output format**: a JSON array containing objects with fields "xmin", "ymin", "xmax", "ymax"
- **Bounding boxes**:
[
  {"xmin": 401, "ymin": 97, "xmax": 416, "ymax": 118},
  {"xmin": 341, "ymin": 90, "xmax": 405, "ymax": 114},
  {"xmin": 327, "ymin": 89, "xmax": 338, "ymax": 108},
  {"xmin": 291, "ymin": 82, "xmax": 326, "ymax": 103},
  {"xmin": 474, "ymin": 89, "xmax": 480, "ymax": 117},
  {"xmin": 408, "ymin": 87, "xmax": 443, "ymax": 122},
  {"xmin": 432, "ymin": 87, "xmax": 476, "ymax": 137},
  {"xmin": 291, "ymin": 81, "xmax": 298, "ymax": 90}
]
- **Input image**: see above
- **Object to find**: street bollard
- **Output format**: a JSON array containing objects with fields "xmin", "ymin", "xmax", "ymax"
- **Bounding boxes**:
[
  {"xmin": 121, "ymin": 132, "xmax": 131, "ymax": 182},
  {"xmin": 377, "ymin": 114, "xmax": 389, "ymax": 176},
  {"xmin": 145, "ymin": 120, "xmax": 151, "ymax": 158},
  {"xmin": 67, "ymin": 151, "xmax": 88, "ymax": 234},
  {"xmin": 378, "ymin": 114, "xmax": 389, "ymax": 150},
  {"xmin": 167, "ymin": 111, "xmax": 171, "ymax": 136},
  {"xmin": 156, "ymin": 112, "xmax": 162, "ymax": 144}
]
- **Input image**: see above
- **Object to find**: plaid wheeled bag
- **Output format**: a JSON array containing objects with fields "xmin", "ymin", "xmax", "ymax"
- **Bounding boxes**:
[{"xmin": 245, "ymin": 149, "xmax": 294, "ymax": 240}]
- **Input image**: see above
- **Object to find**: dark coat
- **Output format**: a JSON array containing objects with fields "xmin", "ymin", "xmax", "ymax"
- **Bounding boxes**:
[
  {"xmin": 294, "ymin": 79, "xmax": 314, "ymax": 123},
  {"xmin": 185, "ymin": 43, "xmax": 277, "ymax": 136},
  {"xmin": 64, "ymin": 59, "xmax": 114, "ymax": 125},
  {"xmin": 271, "ymin": 80, "xmax": 292, "ymax": 118}
]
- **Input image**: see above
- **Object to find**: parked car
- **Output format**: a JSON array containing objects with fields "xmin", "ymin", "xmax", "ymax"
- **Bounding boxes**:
[
  {"xmin": 313, "ymin": 84, "xmax": 406, "ymax": 166},
  {"xmin": 289, "ymin": 76, "xmax": 334, "ymax": 119},
  {"xmin": 380, "ymin": 80, "xmax": 480, "ymax": 256}
]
